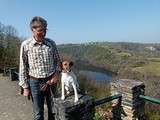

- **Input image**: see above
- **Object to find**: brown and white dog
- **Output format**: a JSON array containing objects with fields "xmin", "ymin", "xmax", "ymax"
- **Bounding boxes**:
[{"xmin": 61, "ymin": 59, "xmax": 79, "ymax": 103}]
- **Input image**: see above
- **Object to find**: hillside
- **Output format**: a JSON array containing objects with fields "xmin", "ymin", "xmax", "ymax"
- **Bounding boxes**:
[
  {"xmin": 58, "ymin": 42, "xmax": 160, "ymax": 118},
  {"xmin": 58, "ymin": 42, "xmax": 160, "ymax": 74}
]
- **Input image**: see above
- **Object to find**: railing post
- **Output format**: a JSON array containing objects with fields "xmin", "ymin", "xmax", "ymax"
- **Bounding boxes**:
[
  {"xmin": 3, "ymin": 67, "xmax": 9, "ymax": 76},
  {"xmin": 9, "ymin": 67, "xmax": 18, "ymax": 81},
  {"xmin": 111, "ymin": 79, "xmax": 145, "ymax": 120}
]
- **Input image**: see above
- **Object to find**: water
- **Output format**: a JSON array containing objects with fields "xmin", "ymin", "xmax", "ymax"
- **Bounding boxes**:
[{"xmin": 79, "ymin": 70, "xmax": 112, "ymax": 81}]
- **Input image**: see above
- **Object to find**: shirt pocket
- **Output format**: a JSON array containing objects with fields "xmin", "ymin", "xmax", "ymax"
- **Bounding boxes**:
[
  {"xmin": 28, "ymin": 48, "xmax": 39, "ymax": 65},
  {"xmin": 43, "ymin": 47, "xmax": 53, "ymax": 63}
]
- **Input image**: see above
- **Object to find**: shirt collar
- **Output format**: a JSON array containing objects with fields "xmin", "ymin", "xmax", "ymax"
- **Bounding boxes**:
[{"xmin": 31, "ymin": 37, "xmax": 46, "ymax": 46}]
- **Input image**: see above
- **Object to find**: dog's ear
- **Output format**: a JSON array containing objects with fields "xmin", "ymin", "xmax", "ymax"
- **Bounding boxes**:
[
  {"xmin": 69, "ymin": 61, "xmax": 74, "ymax": 67},
  {"xmin": 60, "ymin": 62, "xmax": 63, "ymax": 70}
]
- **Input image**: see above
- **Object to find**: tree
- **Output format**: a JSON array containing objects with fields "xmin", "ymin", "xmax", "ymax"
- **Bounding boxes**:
[{"xmin": 0, "ymin": 22, "xmax": 21, "ymax": 68}]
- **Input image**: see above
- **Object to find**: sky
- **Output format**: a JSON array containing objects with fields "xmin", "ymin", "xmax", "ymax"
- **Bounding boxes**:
[{"xmin": 0, "ymin": 0, "xmax": 160, "ymax": 44}]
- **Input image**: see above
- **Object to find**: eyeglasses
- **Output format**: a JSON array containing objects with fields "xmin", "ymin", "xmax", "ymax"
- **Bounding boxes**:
[{"xmin": 32, "ymin": 26, "xmax": 47, "ymax": 32}]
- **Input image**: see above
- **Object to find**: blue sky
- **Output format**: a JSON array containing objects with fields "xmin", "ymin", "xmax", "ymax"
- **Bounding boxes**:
[{"xmin": 0, "ymin": 0, "xmax": 160, "ymax": 44}]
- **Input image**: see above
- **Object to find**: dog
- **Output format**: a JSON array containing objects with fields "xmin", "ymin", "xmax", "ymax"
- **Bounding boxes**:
[{"xmin": 61, "ymin": 59, "xmax": 79, "ymax": 103}]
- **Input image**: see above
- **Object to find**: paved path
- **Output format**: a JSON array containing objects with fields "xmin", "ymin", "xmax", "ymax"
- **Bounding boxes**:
[{"xmin": 0, "ymin": 74, "xmax": 47, "ymax": 120}]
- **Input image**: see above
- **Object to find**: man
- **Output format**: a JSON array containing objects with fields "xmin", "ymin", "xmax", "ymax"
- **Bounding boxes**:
[{"xmin": 19, "ymin": 16, "xmax": 61, "ymax": 120}]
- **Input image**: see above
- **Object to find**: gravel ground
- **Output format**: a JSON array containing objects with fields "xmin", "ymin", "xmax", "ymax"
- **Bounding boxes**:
[{"xmin": 0, "ymin": 74, "xmax": 47, "ymax": 120}]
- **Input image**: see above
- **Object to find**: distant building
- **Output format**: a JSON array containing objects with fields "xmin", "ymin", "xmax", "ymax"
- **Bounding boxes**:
[{"xmin": 145, "ymin": 46, "xmax": 156, "ymax": 51}]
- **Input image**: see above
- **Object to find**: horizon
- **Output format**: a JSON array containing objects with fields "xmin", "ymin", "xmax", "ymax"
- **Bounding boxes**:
[
  {"xmin": 58, "ymin": 40, "xmax": 160, "ymax": 45},
  {"xmin": 0, "ymin": 0, "xmax": 160, "ymax": 44}
]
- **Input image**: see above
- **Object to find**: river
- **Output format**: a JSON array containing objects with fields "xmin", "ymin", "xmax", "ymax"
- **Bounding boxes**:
[{"xmin": 79, "ymin": 70, "xmax": 112, "ymax": 81}]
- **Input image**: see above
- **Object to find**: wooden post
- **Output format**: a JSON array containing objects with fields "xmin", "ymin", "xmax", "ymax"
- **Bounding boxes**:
[{"xmin": 111, "ymin": 79, "xmax": 145, "ymax": 120}]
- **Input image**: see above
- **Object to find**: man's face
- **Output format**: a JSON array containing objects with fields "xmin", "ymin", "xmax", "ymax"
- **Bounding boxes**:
[{"xmin": 32, "ymin": 22, "xmax": 46, "ymax": 42}]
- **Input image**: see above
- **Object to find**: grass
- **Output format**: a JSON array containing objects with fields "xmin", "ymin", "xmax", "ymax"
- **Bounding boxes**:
[
  {"xmin": 93, "ymin": 113, "xmax": 103, "ymax": 120},
  {"xmin": 132, "ymin": 60, "xmax": 160, "ymax": 76},
  {"xmin": 117, "ymin": 52, "xmax": 132, "ymax": 58},
  {"xmin": 78, "ymin": 74, "xmax": 112, "ymax": 119},
  {"xmin": 147, "ymin": 58, "xmax": 160, "ymax": 62}
]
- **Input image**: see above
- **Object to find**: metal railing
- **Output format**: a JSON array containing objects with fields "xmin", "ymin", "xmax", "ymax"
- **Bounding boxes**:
[
  {"xmin": 139, "ymin": 95, "xmax": 160, "ymax": 105},
  {"xmin": 3, "ymin": 67, "xmax": 19, "ymax": 81},
  {"xmin": 94, "ymin": 94, "xmax": 122, "ymax": 106},
  {"xmin": 7, "ymin": 68, "xmax": 160, "ymax": 106}
]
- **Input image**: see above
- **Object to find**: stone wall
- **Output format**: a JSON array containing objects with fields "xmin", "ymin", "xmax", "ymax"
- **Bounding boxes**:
[
  {"xmin": 51, "ymin": 94, "xmax": 95, "ymax": 120},
  {"xmin": 111, "ymin": 79, "xmax": 145, "ymax": 120}
]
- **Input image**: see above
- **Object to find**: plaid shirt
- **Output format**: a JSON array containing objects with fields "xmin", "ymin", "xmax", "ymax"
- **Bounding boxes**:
[{"xmin": 19, "ymin": 37, "xmax": 60, "ymax": 88}]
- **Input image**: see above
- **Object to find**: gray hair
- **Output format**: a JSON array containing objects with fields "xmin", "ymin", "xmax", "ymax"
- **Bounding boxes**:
[{"xmin": 30, "ymin": 16, "xmax": 47, "ymax": 29}]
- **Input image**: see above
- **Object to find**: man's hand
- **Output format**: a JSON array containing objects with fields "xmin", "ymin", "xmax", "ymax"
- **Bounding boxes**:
[
  {"xmin": 40, "ymin": 83, "xmax": 49, "ymax": 92},
  {"xmin": 47, "ymin": 71, "xmax": 60, "ymax": 85},
  {"xmin": 23, "ymin": 88, "xmax": 30, "ymax": 97}
]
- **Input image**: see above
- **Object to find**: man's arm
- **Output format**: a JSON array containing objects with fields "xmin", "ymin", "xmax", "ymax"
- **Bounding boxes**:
[
  {"xmin": 53, "ymin": 41, "xmax": 61, "ymax": 72},
  {"xmin": 47, "ymin": 41, "xmax": 61, "ymax": 85},
  {"xmin": 19, "ymin": 42, "xmax": 29, "ymax": 89}
]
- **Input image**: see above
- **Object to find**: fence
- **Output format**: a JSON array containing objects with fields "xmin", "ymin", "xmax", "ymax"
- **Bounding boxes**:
[{"xmin": 3, "ymin": 68, "xmax": 160, "ymax": 120}]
